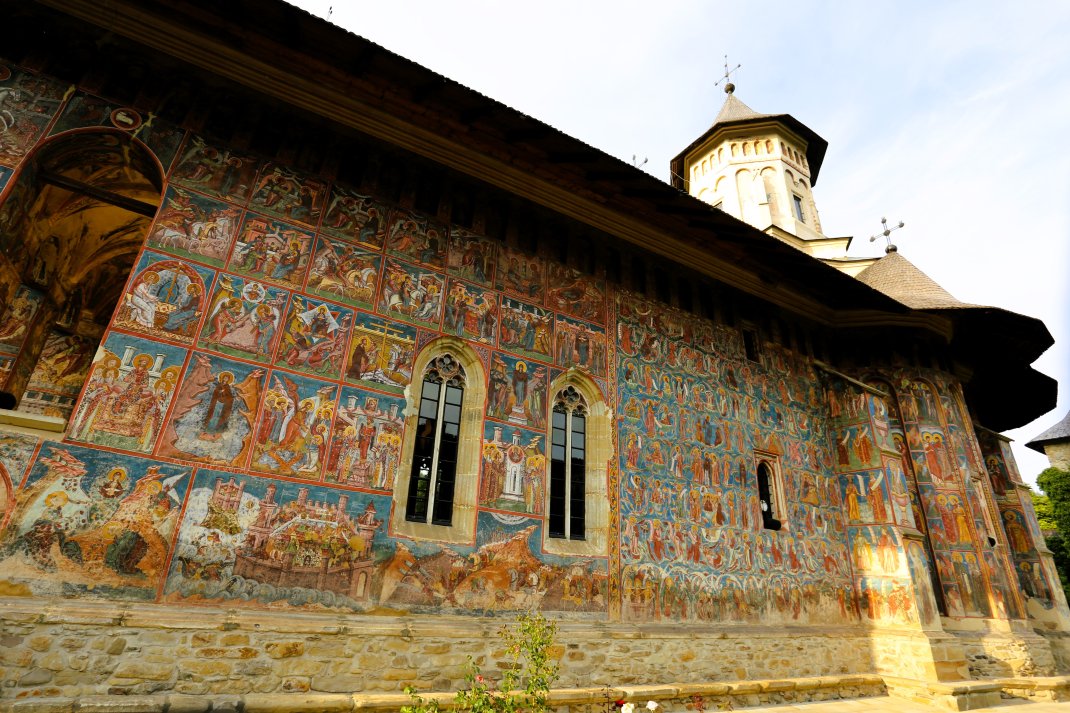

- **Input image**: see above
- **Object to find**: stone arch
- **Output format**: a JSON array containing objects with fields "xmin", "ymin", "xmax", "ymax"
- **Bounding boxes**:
[
  {"xmin": 0, "ymin": 128, "xmax": 164, "ymax": 408},
  {"xmin": 542, "ymin": 367, "xmax": 610, "ymax": 557},
  {"xmin": 389, "ymin": 335, "xmax": 486, "ymax": 544}
]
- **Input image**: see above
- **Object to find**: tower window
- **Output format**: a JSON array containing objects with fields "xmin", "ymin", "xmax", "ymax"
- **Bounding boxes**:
[
  {"xmin": 756, "ymin": 460, "xmax": 783, "ymax": 531},
  {"xmin": 406, "ymin": 354, "xmax": 466, "ymax": 526},
  {"xmin": 792, "ymin": 194, "xmax": 806, "ymax": 222},
  {"xmin": 549, "ymin": 385, "xmax": 586, "ymax": 540}
]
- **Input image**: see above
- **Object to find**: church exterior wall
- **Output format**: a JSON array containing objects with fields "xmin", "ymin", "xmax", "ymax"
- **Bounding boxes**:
[{"xmin": 0, "ymin": 49, "xmax": 1066, "ymax": 704}]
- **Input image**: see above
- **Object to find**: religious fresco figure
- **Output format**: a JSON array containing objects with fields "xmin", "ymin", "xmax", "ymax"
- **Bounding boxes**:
[
  {"xmin": 385, "ymin": 208, "xmax": 448, "ymax": 268},
  {"xmin": 555, "ymin": 314, "xmax": 607, "ymax": 375},
  {"xmin": 486, "ymin": 353, "xmax": 546, "ymax": 430},
  {"xmin": 344, "ymin": 313, "xmax": 416, "ymax": 394},
  {"xmin": 376, "ymin": 259, "xmax": 445, "ymax": 329},
  {"xmin": 147, "ymin": 186, "xmax": 241, "ymax": 266},
  {"xmin": 199, "ymin": 274, "xmax": 287, "ymax": 363},
  {"xmin": 495, "ymin": 245, "xmax": 544, "ymax": 302},
  {"xmin": 321, "ymin": 184, "xmax": 390, "ymax": 247},
  {"xmin": 479, "ymin": 423, "xmax": 545, "ymax": 515},
  {"xmin": 0, "ymin": 445, "xmax": 188, "ymax": 600},
  {"xmin": 114, "ymin": 253, "xmax": 214, "ymax": 344},
  {"xmin": 0, "ymin": 66, "xmax": 69, "ymax": 165},
  {"xmin": 498, "ymin": 297, "xmax": 553, "ymax": 363},
  {"xmin": 159, "ymin": 353, "xmax": 264, "ymax": 468},
  {"xmin": 68, "ymin": 335, "xmax": 184, "ymax": 454},
  {"xmin": 305, "ymin": 235, "xmax": 380, "ymax": 311},
  {"xmin": 226, "ymin": 214, "xmax": 314, "ymax": 290},
  {"xmin": 546, "ymin": 262, "xmax": 606, "ymax": 324},
  {"xmin": 275, "ymin": 296, "xmax": 353, "ymax": 380},
  {"xmin": 324, "ymin": 387, "xmax": 405, "ymax": 489},
  {"xmin": 250, "ymin": 372, "xmax": 336, "ymax": 479},
  {"xmin": 249, "ymin": 163, "xmax": 326, "ymax": 227},
  {"xmin": 445, "ymin": 228, "xmax": 498, "ymax": 287},
  {"xmin": 171, "ymin": 134, "xmax": 260, "ymax": 202}
]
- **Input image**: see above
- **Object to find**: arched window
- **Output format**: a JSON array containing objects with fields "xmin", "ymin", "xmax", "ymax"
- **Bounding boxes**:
[
  {"xmin": 549, "ymin": 385, "xmax": 586, "ymax": 540},
  {"xmin": 543, "ymin": 370, "xmax": 609, "ymax": 557},
  {"xmin": 391, "ymin": 336, "xmax": 485, "ymax": 544},
  {"xmin": 756, "ymin": 461, "xmax": 782, "ymax": 531},
  {"xmin": 405, "ymin": 353, "xmax": 466, "ymax": 526}
]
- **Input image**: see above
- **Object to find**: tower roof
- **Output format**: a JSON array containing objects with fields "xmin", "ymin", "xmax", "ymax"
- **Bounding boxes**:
[
  {"xmin": 1027, "ymin": 410, "xmax": 1070, "ymax": 453},
  {"xmin": 671, "ymin": 90, "xmax": 829, "ymax": 189},
  {"xmin": 855, "ymin": 251, "xmax": 972, "ymax": 309}
]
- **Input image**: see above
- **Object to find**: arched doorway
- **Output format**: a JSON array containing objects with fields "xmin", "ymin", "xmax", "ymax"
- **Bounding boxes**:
[{"xmin": 0, "ymin": 129, "xmax": 163, "ymax": 420}]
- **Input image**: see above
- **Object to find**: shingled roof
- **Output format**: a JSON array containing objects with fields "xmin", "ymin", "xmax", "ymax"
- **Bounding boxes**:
[
  {"xmin": 712, "ymin": 93, "xmax": 769, "ymax": 124},
  {"xmin": 855, "ymin": 251, "xmax": 975, "ymax": 309},
  {"xmin": 1027, "ymin": 410, "xmax": 1070, "ymax": 453}
]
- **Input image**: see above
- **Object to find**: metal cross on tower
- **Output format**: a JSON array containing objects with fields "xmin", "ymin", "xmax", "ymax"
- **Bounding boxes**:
[
  {"xmin": 868, "ymin": 216, "xmax": 906, "ymax": 254},
  {"xmin": 715, "ymin": 55, "xmax": 742, "ymax": 95}
]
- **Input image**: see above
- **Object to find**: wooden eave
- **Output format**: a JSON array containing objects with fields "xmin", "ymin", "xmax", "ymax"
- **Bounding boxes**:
[{"xmin": 37, "ymin": 0, "xmax": 950, "ymax": 339}]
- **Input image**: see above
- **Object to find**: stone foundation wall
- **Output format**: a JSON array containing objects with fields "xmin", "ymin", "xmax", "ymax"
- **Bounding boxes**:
[
  {"xmin": 0, "ymin": 599, "xmax": 874, "ymax": 701},
  {"xmin": 952, "ymin": 629, "xmax": 1056, "ymax": 678},
  {"xmin": 866, "ymin": 630, "xmax": 968, "ymax": 681}
]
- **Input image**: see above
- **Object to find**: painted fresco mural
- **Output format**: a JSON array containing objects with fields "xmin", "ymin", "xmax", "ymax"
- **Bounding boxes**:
[
  {"xmin": 0, "ymin": 57, "xmax": 1056, "ymax": 631},
  {"xmin": 0, "ymin": 65, "xmax": 69, "ymax": 168},
  {"xmin": 17, "ymin": 330, "xmax": 95, "ymax": 419},
  {"xmin": 0, "ymin": 443, "xmax": 189, "ymax": 600},
  {"xmin": 163, "ymin": 472, "xmax": 606, "ymax": 614},
  {"xmin": 616, "ymin": 293, "xmax": 858, "ymax": 625},
  {"xmin": 0, "ymin": 284, "xmax": 44, "ymax": 386}
]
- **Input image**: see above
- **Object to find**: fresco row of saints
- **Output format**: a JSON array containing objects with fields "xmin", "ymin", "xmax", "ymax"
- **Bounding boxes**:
[{"xmin": 110, "ymin": 249, "xmax": 610, "ymax": 384}]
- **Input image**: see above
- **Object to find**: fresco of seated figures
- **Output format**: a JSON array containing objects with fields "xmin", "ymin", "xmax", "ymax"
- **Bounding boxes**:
[
  {"xmin": 442, "ymin": 278, "xmax": 498, "ymax": 345},
  {"xmin": 0, "ymin": 65, "xmax": 68, "ymax": 167},
  {"xmin": 158, "ymin": 353, "xmax": 265, "ymax": 468},
  {"xmin": 546, "ymin": 262, "xmax": 605, "ymax": 325},
  {"xmin": 199, "ymin": 273, "xmax": 288, "ymax": 363},
  {"xmin": 67, "ymin": 333, "xmax": 185, "ymax": 454},
  {"xmin": 498, "ymin": 297, "xmax": 553, "ymax": 363},
  {"xmin": 250, "ymin": 371, "xmax": 337, "ymax": 479},
  {"xmin": 171, "ymin": 134, "xmax": 261, "ymax": 203},
  {"xmin": 495, "ymin": 245, "xmax": 544, "ymax": 302},
  {"xmin": 386, "ymin": 207, "xmax": 448, "ymax": 268},
  {"xmin": 250, "ymin": 162, "xmax": 327, "ymax": 228},
  {"xmin": 445, "ymin": 227, "xmax": 497, "ymax": 287},
  {"xmin": 227, "ymin": 213, "xmax": 314, "ymax": 290},
  {"xmin": 555, "ymin": 314, "xmax": 607, "ymax": 375},
  {"xmin": 164, "ymin": 473, "xmax": 607, "ymax": 614},
  {"xmin": 344, "ymin": 312, "xmax": 416, "ymax": 394},
  {"xmin": 50, "ymin": 93, "xmax": 186, "ymax": 170},
  {"xmin": 323, "ymin": 386, "xmax": 405, "ymax": 489},
  {"xmin": 377, "ymin": 258, "xmax": 445, "ymax": 329},
  {"xmin": 0, "ymin": 443, "xmax": 190, "ymax": 600},
  {"xmin": 321, "ymin": 184, "xmax": 390, "ymax": 248},
  {"xmin": 305, "ymin": 235, "xmax": 381, "ymax": 310},
  {"xmin": 479, "ymin": 423, "xmax": 546, "ymax": 516},
  {"xmin": 487, "ymin": 352, "xmax": 547, "ymax": 430},
  {"xmin": 147, "ymin": 187, "xmax": 242, "ymax": 267},
  {"xmin": 113, "ymin": 251, "xmax": 216, "ymax": 345},
  {"xmin": 19, "ymin": 331, "xmax": 96, "ymax": 420},
  {"xmin": 274, "ymin": 295, "xmax": 353, "ymax": 380},
  {"xmin": 615, "ymin": 292, "xmax": 855, "ymax": 625}
]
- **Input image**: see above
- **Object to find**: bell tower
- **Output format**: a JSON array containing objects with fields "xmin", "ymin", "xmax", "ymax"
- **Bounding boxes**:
[{"xmin": 671, "ymin": 77, "xmax": 855, "ymax": 263}]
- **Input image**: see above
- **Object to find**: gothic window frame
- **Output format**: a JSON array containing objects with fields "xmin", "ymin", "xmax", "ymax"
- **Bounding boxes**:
[
  {"xmin": 548, "ymin": 384, "xmax": 587, "ymax": 541},
  {"xmin": 543, "ymin": 369, "xmax": 609, "ymax": 558},
  {"xmin": 752, "ymin": 450, "xmax": 785, "ymax": 531},
  {"xmin": 391, "ymin": 336, "xmax": 485, "ymax": 545}
]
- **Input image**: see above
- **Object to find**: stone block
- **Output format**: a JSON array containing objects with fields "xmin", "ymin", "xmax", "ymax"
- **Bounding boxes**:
[
  {"xmin": 311, "ymin": 674, "xmax": 365, "ymax": 693},
  {"xmin": 266, "ymin": 642, "xmax": 305, "ymax": 659},
  {"xmin": 111, "ymin": 661, "xmax": 174, "ymax": 682},
  {"xmin": 245, "ymin": 693, "xmax": 354, "ymax": 713},
  {"xmin": 17, "ymin": 668, "xmax": 53, "ymax": 686}
]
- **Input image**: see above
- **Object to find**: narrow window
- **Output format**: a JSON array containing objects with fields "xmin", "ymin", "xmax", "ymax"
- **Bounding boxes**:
[
  {"xmin": 757, "ymin": 461, "xmax": 782, "ymax": 531},
  {"xmin": 406, "ymin": 354, "xmax": 466, "ymax": 526},
  {"xmin": 792, "ymin": 194, "xmax": 806, "ymax": 222},
  {"xmin": 549, "ymin": 386, "xmax": 586, "ymax": 540},
  {"xmin": 742, "ymin": 327, "xmax": 760, "ymax": 363}
]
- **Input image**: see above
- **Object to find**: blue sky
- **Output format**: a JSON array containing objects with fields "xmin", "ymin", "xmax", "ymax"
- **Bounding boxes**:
[{"xmin": 289, "ymin": 0, "xmax": 1070, "ymax": 484}]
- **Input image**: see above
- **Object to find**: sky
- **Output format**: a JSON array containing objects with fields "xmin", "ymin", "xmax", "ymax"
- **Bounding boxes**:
[{"xmin": 288, "ymin": 0, "xmax": 1070, "ymax": 484}]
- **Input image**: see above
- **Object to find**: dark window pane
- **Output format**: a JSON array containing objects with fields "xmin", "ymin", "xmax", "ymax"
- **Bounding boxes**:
[
  {"xmin": 422, "ymin": 380, "xmax": 441, "ymax": 400},
  {"xmin": 552, "ymin": 410, "xmax": 566, "ymax": 428},
  {"xmin": 549, "ymin": 457, "xmax": 566, "ymax": 538},
  {"xmin": 445, "ymin": 385, "xmax": 463, "ymax": 405}
]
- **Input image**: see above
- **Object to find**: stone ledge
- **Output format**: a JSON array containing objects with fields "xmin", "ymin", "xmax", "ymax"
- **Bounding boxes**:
[{"xmin": 0, "ymin": 674, "xmax": 888, "ymax": 713}]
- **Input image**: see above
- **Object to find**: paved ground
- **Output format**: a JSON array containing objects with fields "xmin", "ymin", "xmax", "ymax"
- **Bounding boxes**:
[{"xmin": 741, "ymin": 697, "xmax": 1070, "ymax": 712}]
